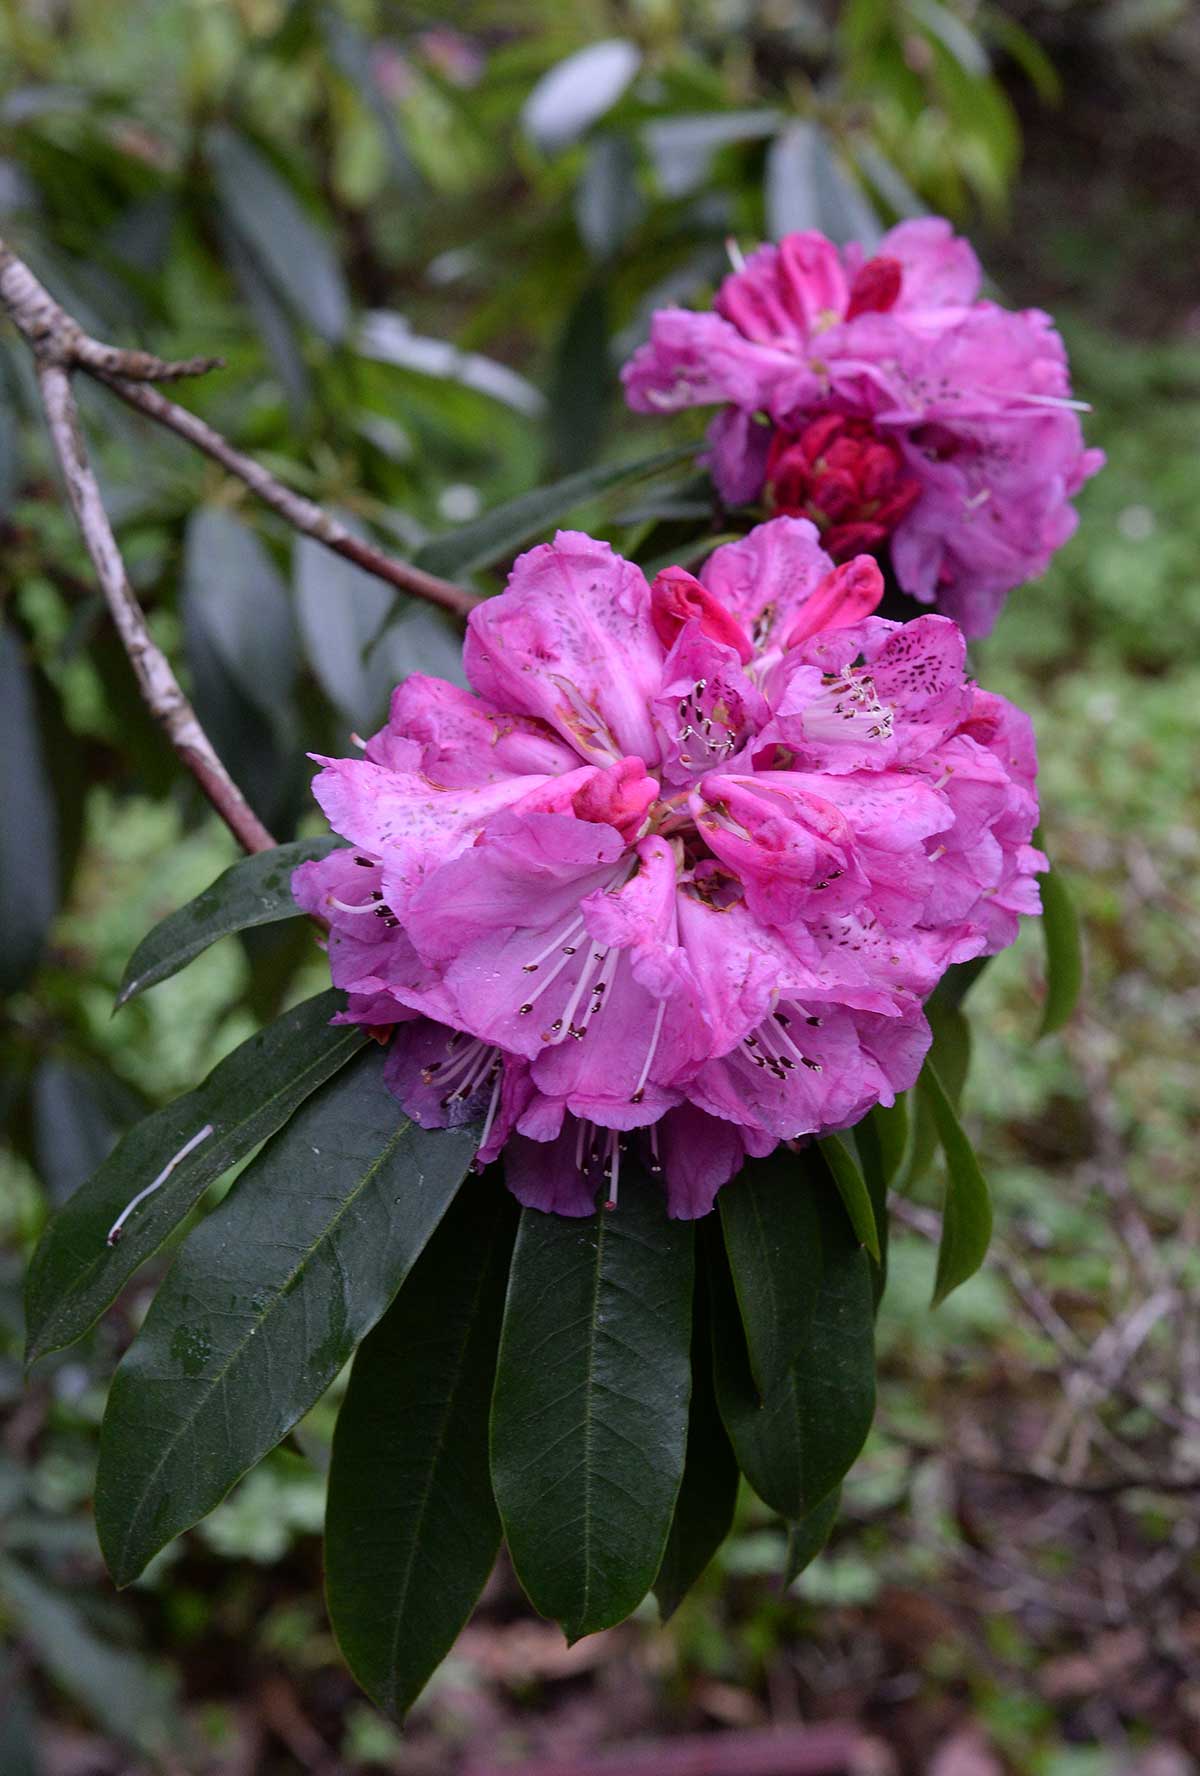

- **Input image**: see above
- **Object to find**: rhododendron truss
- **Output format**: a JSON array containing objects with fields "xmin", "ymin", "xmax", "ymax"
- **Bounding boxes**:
[
  {"xmin": 295, "ymin": 517, "xmax": 1045, "ymax": 1219},
  {"xmin": 621, "ymin": 218, "xmax": 1104, "ymax": 638}
]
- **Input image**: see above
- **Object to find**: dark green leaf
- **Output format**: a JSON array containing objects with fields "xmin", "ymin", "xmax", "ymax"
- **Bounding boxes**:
[
  {"xmin": 576, "ymin": 133, "xmax": 643, "ymax": 262},
  {"xmin": 293, "ymin": 527, "xmax": 394, "ymax": 725},
  {"xmin": 0, "ymin": 1646, "xmax": 40, "ymax": 1776},
  {"xmin": 817, "ymin": 1135, "xmax": 880, "ymax": 1263},
  {"xmin": 24, "ymin": 991, "xmax": 364, "ymax": 1367},
  {"xmin": 549, "ymin": 282, "xmax": 610, "ymax": 475},
  {"xmin": 206, "ymin": 125, "xmax": 350, "ymax": 343},
  {"xmin": 325, "ymin": 1177, "xmax": 516, "ymax": 1719},
  {"xmin": 95, "ymin": 1048, "xmax": 478, "ymax": 1585},
  {"xmin": 1038, "ymin": 859, "xmax": 1084, "ymax": 1036},
  {"xmin": 921, "ymin": 1063, "xmax": 994, "ymax": 1307},
  {"xmin": 719, "ymin": 1147, "xmax": 823, "ymax": 1400},
  {"xmin": 852, "ymin": 1115, "xmax": 892, "ymax": 1306},
  {"xmin": 0, "ymin": 1558, "xmax": 177, "ymax": 1754},
  {"xmin": 908, "ymin": 997, "xmax": 972, "ymax": 1186},
  {"xmin": 412, "ymin": 446, "xmax": 693, "ymax": 581},
  {"xmin": 654, "ymin": 1273, "xmax": 738, "ymax": 1622},
  {"xmin": 182, "ymin": 606, "xmax": 299, "ymax": 834},
  {"xmin": 116, "ymin": 837, "xmax": 338, "ymax": 1007},
  {"xmin": 31, "ymin": 1060, "xmax": 118, "ymax": 1207},
  {"xmin": 0, "ymin": 623, "xmax": 58, "ymax": 994},
  {"xmin": 490, "ymin": 1170, "xmax": 694, "ymax": 1642},
  {"xmin": 784, "ymin": 1486, "xmax": 841, "ymax": 1584},
  {"xmin": 644, "ymin": 111, "xmax": 781, "ymax": 198},
  {"xmin": 711, "ymin": 1158, "xmax": 875, "ymax": 1520},
  {"xmin": 182, "ymin": 508, "xmax": 298, "ymax": 724},
  {"xmin": 767, "ymin": 121, "xmax": 882, "ymax": 247}
]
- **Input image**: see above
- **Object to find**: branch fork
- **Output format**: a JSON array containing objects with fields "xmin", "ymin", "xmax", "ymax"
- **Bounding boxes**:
[{"xmin": 0, "ymin": 234, "xmax": 477, "ymax": 856}]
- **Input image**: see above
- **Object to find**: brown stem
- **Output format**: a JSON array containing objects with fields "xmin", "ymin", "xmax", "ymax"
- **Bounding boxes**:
[
  {"xmin": 36, "ymin": 362, "xmax": 276, "ymax": 855},
  {"xmin": 0, "ymin": 233, "xmax": 477, "ymax": 618},
  {"xmin": 96, "ymin": 371, "xmax": 479, "ymax": 619}
]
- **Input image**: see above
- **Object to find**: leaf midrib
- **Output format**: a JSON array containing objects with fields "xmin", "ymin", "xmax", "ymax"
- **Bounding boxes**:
[
  {"xmin": 108, "ymin": 1112, "xmax": 414, "ymax": 1578},
  {"xmin": 31, "ymin": 1023, "xmax": 364, "ymax": 1361}
]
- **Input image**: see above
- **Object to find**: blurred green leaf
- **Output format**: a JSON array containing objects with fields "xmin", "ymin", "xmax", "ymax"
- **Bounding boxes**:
[
  {"xmin": 95, "ymin": 1047, "xmax": 479, "ymax": 1585},
  {"xmin": 549, "ymin": 281, "xmax": 611, "ymax": 475},
  {"xmin": 116, "ymin": 837, "xmax": 339, "ymax": 1007},
  {"xmin": 576, "ymin": 133, "xmax": 643, "ymax": 263},
  {"xmin": 24, "ymin": 991, "xmax": 365, "ymax": 1366},
  {"xmin": 30, "ymin": 1060, "xmax": 118, "ymax": 1208},
  {"xmin": 206, "ymin": 124, "xmax": 350, "ymax": 344},
  {"xmin": 1, "ymin": 1557, "xmax": 177, "ymax": 1755},
  {"xmin": 908, "ymin": 996, "xmax": 972, "ymax": 1185},
  {"xmin": 412, "ymin": 445, "xmax": 694, "ymax": 581},
  {"xmin": 182, "ymin": 508, "xmax": 298, "ymax": 727},
  {"xmin": 521, "ymin": 40, "xmax": 641, "ymax": 154},
  {"xmin": 0, "ymin": 624, "xmax": 58, "ymax": 994},
  {"xmin": 491, "ymin": 1172, "xmax": 694, "ymax": 1642},
  {"xmin": 293, "ymin": 527, "xmax": 394, "ymax": 725},
  {"xmin": 325, "ymin": 1177, "xmax": 516, "ymax": 1720}
]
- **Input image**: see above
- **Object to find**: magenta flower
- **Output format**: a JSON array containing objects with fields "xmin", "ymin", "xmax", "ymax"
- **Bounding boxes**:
[
  {"xmin": 621, "ymin": 219, "xmax": 1104, "ymax": 638},
  {"xmin": 294, "ymin": 520, "xmax": 1045, "ymax": 1219}
]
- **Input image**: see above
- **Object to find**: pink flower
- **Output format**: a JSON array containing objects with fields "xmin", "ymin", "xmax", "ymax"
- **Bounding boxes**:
[
  {"xmin": 295, "ymin": 520, "xmax": 1045, "ymax": 1219},
  {"xmin": 621, "ymin": 218, "xmax": 1104, "ymax": 638}
]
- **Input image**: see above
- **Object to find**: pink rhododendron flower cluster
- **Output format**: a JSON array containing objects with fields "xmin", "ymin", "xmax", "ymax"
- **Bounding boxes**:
[
  {"xmin": 295, "ymin": 519, "xmax": 1044, "ymax": 1219},
  {"xmin": 621, "ymin": 218, "xmax": 1104, "ymax": 638}
]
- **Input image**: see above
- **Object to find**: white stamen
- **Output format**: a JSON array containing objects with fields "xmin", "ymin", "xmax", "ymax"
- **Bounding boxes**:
[
  {"xmin": 478, "ymin": 1069, "xmax": 504, "ymax": 1152},
  {"xmin": 630, "ymin": 999, "xmax": 666, "ymax": 1103},
  {"xmin": 327, "ymin": 895, "xmax": 381, "ymax": 915},
  {"xmin": 725, "ymin": 235, "xmax": 746, "ymax": 274},
  {"xmin": 106, "ymin": 1124, "xmax": 214, "ymax": 1246},
  {"xmin": 522, "ymin": 914, "xmax": 586, "ymax": 973},
  {"xmin": 604, "ymin": 1130, "xmax": 621, "ymax": 1210}
]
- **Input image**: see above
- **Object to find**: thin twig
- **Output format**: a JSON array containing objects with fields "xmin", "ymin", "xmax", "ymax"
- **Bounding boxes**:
[
  {"xmin": 96, "ymin": 370, "xmax": 479, "ymax": 619},
  {"xmin": 0, "ymin": 233, "xmax": 478, "ymax": 619},
  {"xmin": 0, "ymin": 242, "xmax": 222, "ymax": 381},
  {"xmin": 36, "ymin": 361, "xmax": 276, "ymax": 854}
]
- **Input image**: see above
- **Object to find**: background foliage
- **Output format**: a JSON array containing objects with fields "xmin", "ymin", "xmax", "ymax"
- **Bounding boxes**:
[{"xmin": 2, "ymin": 2, "xmax": 1199, "ymax": 1772}]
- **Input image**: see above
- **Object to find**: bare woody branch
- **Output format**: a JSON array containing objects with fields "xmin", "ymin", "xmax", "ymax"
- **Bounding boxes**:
[
  {"xmin": 0, "ymin": 235, "xmax": 479, "ymax": 619},
  {"xmin": 36, "ymin": 361, "xmax": 277, "ymax": 856},
  {"xmin": 97, "ymin": 371, "xmax": 479, "ymax": 619}
]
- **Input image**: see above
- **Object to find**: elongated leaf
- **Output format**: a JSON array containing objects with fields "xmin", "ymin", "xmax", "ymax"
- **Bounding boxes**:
[
  {"xmin": 31, "ymin": 1060, "xmax": 119, "ymax": 1207},
  {"xmin": 576, "ymin": 133, "xmax": 643, "ymax": 262},
  {"xmin": 785, "ymin": 1486, "xmax": 841, "ymax": 1584},
  {"xmin": 412, "ymin": 446, "xmax": 693, "ymax": 581},
  {"xmin": 0, "ymin": 1646, "xmax": 39, "ymax": 1776},
  {"xmin": 116, "ymin": 837, "xmax": 338, "ymax": 1007},
  {"xmin": 96, "ymin": 1048, "xmax": 478, "ymax": 1585},
  {"xmin": 644, "ymin": 110, "xmax": 781, "ymax": 199},
  {"xmin": 490, "ymin": 1170, "xmax": 694, "ymax": 1642},
  {"xmin": 719, "ymin": 1149, "xmax": 823, "ymax": 1401},
  {"xmin": 921, "ymin": 1063, "xmax": 993, "ymax": 1307},
  {"xmin": 712, "ymin": 1159, "xmax": 875, "ymax": 1521},
  {"xmin": 908, "ymin": 997, "xmax": 972, "ymax": 1186},
  {"xmin": 206, "ymin": 125, "xmax": 350, "ymax": 342},
  {"xmin": 818, "ymin": 1135, "xmax": 880, "ymax": 1262},
  {"xmin": 521, "ymin": 40, "xmax": 641, "ymax": 154},
  {"xmin": 293, "ymin": 527, "xmax": 394, "ymax": 725},
  {"xmin": 182, "ymin": 508, "xmax": 298, "ymax": 724},
  {"xmin": 1038, "ymin": 860, "xmax": 1084, "ymax": 1036},
  {"xmin": 0, "ymin": 623, "xmax": 58, "ymax": 993},
  {"xmin": 0, "ymin": 1558, "xmax": 177, "ymax": 1755},
  {"xmin": 549, "ymin": 282, "xmax": 610, "ymax": 475},
  {"xmin": 654, "ymin": 1275, "xmax": 738, "ymax": 1622},
  {"xmin": 24, "ymin": 991, "xmax": 364, "ymax": 1366},
  {"xmin": 326, "ymin": 1177, "xmax": 516, "ymax": 1719},
  {"xmin": 852, "ymin": 1116, "xmax": 891, "ymax": 1305}
]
